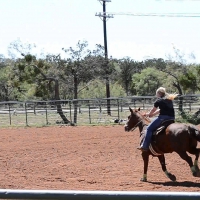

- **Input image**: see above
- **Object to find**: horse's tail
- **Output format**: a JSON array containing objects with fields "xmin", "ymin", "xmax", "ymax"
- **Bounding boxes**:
[{"xmin": 188, "ymin": 125, "xmax": 200, "ymax": 142}]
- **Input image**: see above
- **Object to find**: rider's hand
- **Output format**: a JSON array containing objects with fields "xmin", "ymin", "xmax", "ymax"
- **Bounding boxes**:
[{"xmin": 144, "ymin": 112, "xmax": 150, "ymax": 117}]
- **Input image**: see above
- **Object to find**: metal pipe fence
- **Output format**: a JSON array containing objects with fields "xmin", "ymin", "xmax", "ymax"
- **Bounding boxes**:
[
  {"xmin": 0, "ymin": 189, "xmax": 200, "ymax": 199},
  {"xmin": 0, "ymin": 95, "xmax": 200, "ymax": 127}
]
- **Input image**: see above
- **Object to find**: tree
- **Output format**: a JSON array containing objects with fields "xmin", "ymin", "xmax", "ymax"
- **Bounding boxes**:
[
  {"xmin": 90, "ymin": 44, "xmax": 115, "ymax": 115},
  {"xmin": 142, "ymin": 58, "xmax": 184, "ymax": 111},
  {"xmin": 78, "ymin": 79, "xmax": 125, "ymax": 99},
  {"xmin": 179, "ymin": 68, "xmax": 199, "ymax": 94},
  {"xmin": 11, "ymin": 53, "xmax": 72, "ymax": 125},
  {"xmin": 8, "ymin": 38, "xmax": 36, "ymax": 59},
  {"xmin": 0, "ymin": 59, "xmax": 12, "ymax": 101},
  {"xmin": 132, "ymin": 67, "xmax": 166, "ymax": 96},
  {"xmin": 0, "ymin": 55, "xmax": 20, "ymax": 101},
  {"xmin": 117, "ymin": 57, "xmax": 144, "ymax": 96},
  {"xmin": 62, "ymin": 40, "xmax": 99, "ymax": 123}
]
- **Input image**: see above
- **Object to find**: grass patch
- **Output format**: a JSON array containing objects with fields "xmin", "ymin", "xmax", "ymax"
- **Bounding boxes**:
[{"xmin": 176, "ymin": 110, "xmax": 200, "ymax": 125}]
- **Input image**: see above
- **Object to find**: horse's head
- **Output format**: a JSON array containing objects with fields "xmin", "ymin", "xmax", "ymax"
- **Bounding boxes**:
[{"xmin": 124, "ymin": 107, "xmax": 143, "ymax": 132}]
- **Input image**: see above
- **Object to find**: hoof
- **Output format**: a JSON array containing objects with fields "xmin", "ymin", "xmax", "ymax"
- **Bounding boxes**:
[
  {"xmin": 140, "ymin": 177, "xmax": 147, "ymax": 182},
  {"xmin": 168, "ymin": 173, "xmax": 176, "ymax": 182},
  {"xmin": 194, "ymin": 165, "xmax": 200, "ymax": 172},
  {"xmin": 193, "ymin": 172, "xmax": 197, "ymax": 177},
  {"xmin": 165, "ymin": 171, "xmax": 176, "ymax": 182},
  {"xmin": 193, "ymin": 171, "xmax": 200, "ymax": 177}
]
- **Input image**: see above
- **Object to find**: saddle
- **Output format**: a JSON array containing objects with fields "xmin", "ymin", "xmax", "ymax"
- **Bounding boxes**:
[
  {"xmin": 140, "ymin": 119, "xmax": 174, "ymax": 146},
  {"xmin": 153, "ymin": 119, "xmax": 174, "ymax": 136}
]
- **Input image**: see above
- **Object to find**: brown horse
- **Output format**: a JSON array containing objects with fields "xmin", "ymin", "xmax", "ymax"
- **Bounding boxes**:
[{"xmin": 124, "ymin": 107, "xmax": 200, "ymax": 182}]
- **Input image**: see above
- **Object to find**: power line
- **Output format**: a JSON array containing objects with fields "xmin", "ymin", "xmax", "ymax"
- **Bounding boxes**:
[{"xmin": 104, "ymin": 12, "xmax": 200, "ymax": 18}]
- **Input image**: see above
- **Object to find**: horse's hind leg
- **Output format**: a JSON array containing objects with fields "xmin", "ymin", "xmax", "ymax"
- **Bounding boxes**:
[
  {"xmin": 177, "ymin": 151, "xmax": 200, "ymax": 177},
  {"xmin": 188, "ymin": 148, "xmax": 200, "ymax": 175},
  {"xmin": 158, "ymin": 155, "xmax": 176, "ymax": 181}
]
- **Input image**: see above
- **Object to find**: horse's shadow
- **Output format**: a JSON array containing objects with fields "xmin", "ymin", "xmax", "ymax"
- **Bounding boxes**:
[{"xmin": 148, "ymin": 181, "xmax": 200, "ymax": 188}]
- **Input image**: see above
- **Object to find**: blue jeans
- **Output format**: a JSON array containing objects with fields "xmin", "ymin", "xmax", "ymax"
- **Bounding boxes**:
[{"xmin": 141, "ymin": 115, "xmax": 174, "ymax": 149}]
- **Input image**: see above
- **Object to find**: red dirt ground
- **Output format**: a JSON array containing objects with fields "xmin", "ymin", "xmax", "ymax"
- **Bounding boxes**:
[{"xmin": 0, "ymin": 125, "xmax": 200, "ymax": 192}]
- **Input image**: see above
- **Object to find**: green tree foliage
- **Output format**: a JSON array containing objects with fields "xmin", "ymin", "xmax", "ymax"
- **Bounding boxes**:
[
  {"xmin": 116, "ymin": 57, "xmax": 143, "ymax": 96},
  {"xmin": 132, "ymin": 67, "xmax": 166, "ymax": 95},
  {"xmin": 0, "ymin": 63, "xmax": 13, "ymax": 101},
  {"xmin": 144, "ymin": 58, "xmax": 183, "ymax": 95},
  {"xmin": 78, "ymin": 79, "xmax": 126, "ymax": 99},
  {"xmin": 62, "ymin": 41, "xmax": 108, "ymax": 122},
  {"xmin": 0, "ymin": 56, "xmax": 25, "ymax": 101},
  {"xmin": 194, "ymin": 64, "xmax": 200, "ymax": 92},
  {"xmin": 1, "ymin": 39, "xmax": 200, "ymax": 104},
  {"xmin": 137, "ymin": 56, "xmax": 200, "ymax": 112},
  {"xmin": 11, "ymin": 55, "xmax": 52, "ymax": 100},
  {"xmin": 62, "ymin": 41, "xmax": 93, "ymax": 99},
  {"xmin": 179, "ymin": 68, "xmax": 199, "ymax": 93}
]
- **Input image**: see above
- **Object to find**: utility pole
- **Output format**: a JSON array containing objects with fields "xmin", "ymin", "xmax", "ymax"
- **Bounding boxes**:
[{"xmin": 96, "ymin": 0, "xmax": 113, "ymax": 115}]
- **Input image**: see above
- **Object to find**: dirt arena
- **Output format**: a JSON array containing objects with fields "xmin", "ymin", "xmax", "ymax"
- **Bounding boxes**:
[{"xmin": 0, "ymin": 125, "xmax": 200, "ymax": 192}]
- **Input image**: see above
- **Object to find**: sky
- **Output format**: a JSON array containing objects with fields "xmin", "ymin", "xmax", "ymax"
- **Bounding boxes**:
[{"xmin": 0, "ymin": 0, "xmax": 200, "ymax": 63}]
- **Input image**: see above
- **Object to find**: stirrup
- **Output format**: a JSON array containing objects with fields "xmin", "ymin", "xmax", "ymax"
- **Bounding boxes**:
[{"xmin": 137, "ymin": 147, "xmax": 148, "ymax": 152}]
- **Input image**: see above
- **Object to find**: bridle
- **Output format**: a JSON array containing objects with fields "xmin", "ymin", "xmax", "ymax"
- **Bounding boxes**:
[
  {"xmin": 128, "ymin": 111, "xmax": 150, "ymax": 132},
  {"xmin": 130, "ymin": 120, "xmax": 143, "ymax": 132}
]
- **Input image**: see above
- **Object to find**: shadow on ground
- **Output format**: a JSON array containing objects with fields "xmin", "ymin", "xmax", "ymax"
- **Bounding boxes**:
[{"xmin": 149, "ymin": 181, "xmax": 200, "ymax": 188}]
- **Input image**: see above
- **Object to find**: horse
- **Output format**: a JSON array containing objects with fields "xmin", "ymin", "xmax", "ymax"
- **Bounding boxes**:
[{"xmin": 124, "ymin": 107, "xmax": 200, "ymax": 182}]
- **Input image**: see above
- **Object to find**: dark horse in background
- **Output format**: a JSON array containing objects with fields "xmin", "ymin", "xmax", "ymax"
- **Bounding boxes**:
[{"xmin": 124, "ymin": 107, "xmax": 200, "ymax": 182}]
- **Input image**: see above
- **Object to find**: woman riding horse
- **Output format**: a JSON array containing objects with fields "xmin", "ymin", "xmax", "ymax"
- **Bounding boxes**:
[
  {"xmin": 138, "ymin": 87, "xmax": 178, "ymax": 152},
  {"xmin": 124, "ymin": 106, "xmax": 200, "ymax": 181}
]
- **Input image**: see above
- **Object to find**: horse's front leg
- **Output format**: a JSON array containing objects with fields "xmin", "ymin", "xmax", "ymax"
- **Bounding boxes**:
[
  {"xmin": 158, "ymin": 155, "xmax": 176, "ymax": 181},
  {"xmin": 141, "ymin": 152, "xmax": 149, "ymax": 182},
  {"xmin": 193, "ymin": 148, "xmax": 200, "ymax": 172}
]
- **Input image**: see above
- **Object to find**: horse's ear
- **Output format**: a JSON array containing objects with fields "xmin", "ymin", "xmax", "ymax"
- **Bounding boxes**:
[{"xmin": 129, "ymin": 106, "xmax": 133, "ymax": 114}]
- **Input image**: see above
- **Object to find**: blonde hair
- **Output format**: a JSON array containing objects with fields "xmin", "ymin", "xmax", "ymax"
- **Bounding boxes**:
[{"xmin": 156, "ymin": 87, "xmax": 178, "ymax": 100}]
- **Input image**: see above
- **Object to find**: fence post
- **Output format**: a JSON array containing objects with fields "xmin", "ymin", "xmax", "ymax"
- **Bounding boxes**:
[
  {"xmin": 134, "ymin": 99, "xmax": 137, "ymax": 108},
  {"xmin": 189, "ymin": 96, "xmax": 192, "ymax": 111},
  {"xmin": 8, "ymin": 103, "xmax": 12, "ymax": 125},
  {"xmin": 45, "ymin": 102, "xmax": 48, "ymax": 125},
  {"xmin": 88, "ymin": 104, "xmax": 91, "ymax": 124},
  {"xmin": 99, "ymin": 103, "xmax": 102, "ymax": 113},
  {"xmin": 33, "ymin": 103, "xmax": 36, "ymax": 115},
  {"xmin": 69, "ymin": 101, "xmax": 72, "ymax": 123},
  {"xmin": 117, "ymin": 99, "xmax": 120, "ymax": 120},
  {"xmin": 143, "ymin": 98, "xmax": 145, "ymax": 110},
  {"xmin": 25, "ymin": 102, "xmax": 28, "ymax": 126}
]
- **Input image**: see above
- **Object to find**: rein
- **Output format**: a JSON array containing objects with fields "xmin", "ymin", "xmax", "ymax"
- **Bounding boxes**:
[
  {"xmin": 130, "ymin": 120, "xmax": 143, "ymax": 132},
  {"xmin": 130, "ymin": 111, "xmax": 150, "ymax": 132}
]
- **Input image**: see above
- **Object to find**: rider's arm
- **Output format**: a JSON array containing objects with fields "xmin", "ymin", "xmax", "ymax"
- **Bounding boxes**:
[
  {"xmin": 151, "ymin": 108, "xmax": 160, "ymax": 117},
  {"xmin": 146, "ymin": 107, "xmax": 159, "ymax": 117}
]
